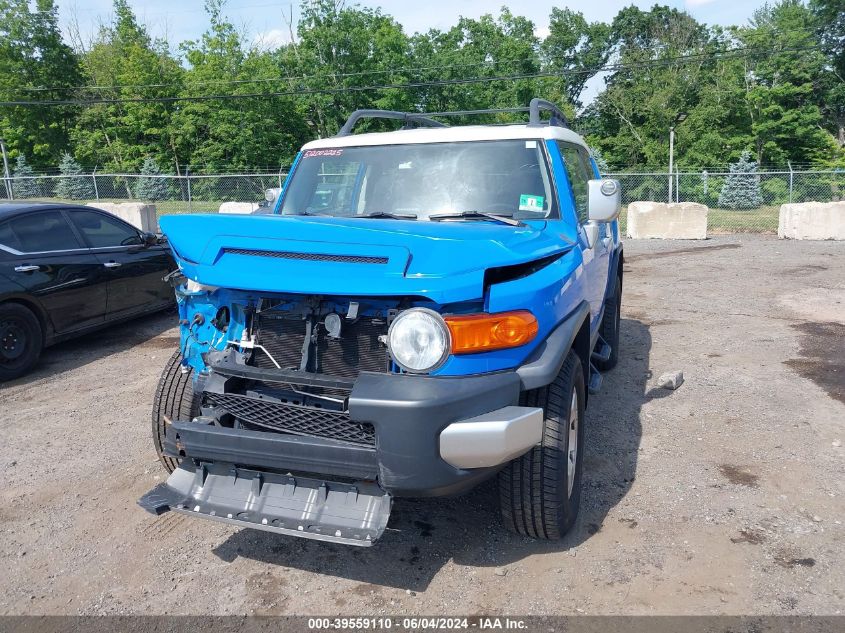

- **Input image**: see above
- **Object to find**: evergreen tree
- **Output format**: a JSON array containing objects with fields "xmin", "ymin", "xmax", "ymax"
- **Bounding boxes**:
[
  {"xmin": 55, "ymin": 152, "xmax": 95, "ymax": 201},
  {"xmin": 718, "ymin": 151, "xmax": 763, "ymax": 209},
  {"xmin": 135, "ymin": 157, "xmax": 170, "ymax": 200},
  {"xmin": 590, "ymin": 148, "xmax": 610, "ymax": 175},
  {"xmin": 12, "ymin": 154, "xmax": 38, "ymax": 198}
]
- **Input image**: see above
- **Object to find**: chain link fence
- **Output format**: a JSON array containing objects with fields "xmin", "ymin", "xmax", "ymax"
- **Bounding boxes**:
[
  {"xmin": 1, "ymin": 168, "xmax": 843, "ymax": 233},
  {"xmin": 0, "ymin": 172, "xmax": 287, "ymax": 215},
  {"xmin": 607, "ymin": 170, "xmax": 845, "ymax": 233}
]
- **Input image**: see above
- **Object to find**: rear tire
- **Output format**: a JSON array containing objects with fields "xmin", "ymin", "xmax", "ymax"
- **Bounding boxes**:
[
  {"xmin": 595, "ymin": 274, "xmax": 621, "ymax": 371},
  {"xmin": 499, "ymin": 350, "xmax": 586, "ymax": 539},
  {"xmin": 151, "ymin": 350, "xmax": 201, "ymax": 473},
  {"xmin": 0, "ymin": 303, "xmax": 43, "ymax": 381}
]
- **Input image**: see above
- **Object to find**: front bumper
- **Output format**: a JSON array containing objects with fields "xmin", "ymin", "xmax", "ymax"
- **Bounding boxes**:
[
  {"xmin": 158, "ymin": 303, "xmax": 589, "ymax": 497},
  {"xmin": 139, "ymin": 305, "xmax": 589, "ymax": 545},
  {"xmin": 164, "ymin": 368, "xmax": 538, "ymax": 497}
]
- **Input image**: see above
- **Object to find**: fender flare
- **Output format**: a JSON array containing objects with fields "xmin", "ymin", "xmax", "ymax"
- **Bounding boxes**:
[{"xmin": 516, "ymin": 300, "xmax": 590, "ymax": 391}]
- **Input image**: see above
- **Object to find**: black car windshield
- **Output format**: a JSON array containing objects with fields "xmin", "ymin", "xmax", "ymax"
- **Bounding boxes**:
[{"xmin": 280, "ymin": 140, "xmax": 556, "ymax": 221}]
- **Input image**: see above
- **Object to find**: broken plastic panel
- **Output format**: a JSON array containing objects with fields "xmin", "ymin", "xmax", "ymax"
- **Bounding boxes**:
[{"xmin": 139, "ymin": 462, "xmax": 392, "ymax": 546}]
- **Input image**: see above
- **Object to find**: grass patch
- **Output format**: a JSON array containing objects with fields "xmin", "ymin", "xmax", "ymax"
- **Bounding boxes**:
[{"xmin": 618, "ymin": 205, "xmax": 779, "ymax": 236}]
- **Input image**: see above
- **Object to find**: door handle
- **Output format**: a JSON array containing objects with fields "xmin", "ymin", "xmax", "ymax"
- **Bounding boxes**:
[
  {"xmin": 103, "ymin": 261, "xmax": 122, "ymax": 268},
  {"xmin": 14, "ymin": 265, "xmax": 40, "ymax": 273}
]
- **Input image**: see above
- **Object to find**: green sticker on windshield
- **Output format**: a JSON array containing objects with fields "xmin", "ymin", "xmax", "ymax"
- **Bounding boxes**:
[{"xmin": 519, "ymin": 194, "xmax": 544, "ymax": 212}]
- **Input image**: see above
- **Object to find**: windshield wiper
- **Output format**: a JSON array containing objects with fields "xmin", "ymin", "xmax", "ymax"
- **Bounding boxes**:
[
  {"xmin": 428, "ymin": 211, "xmax": 523, "ymax": 226},
  {"xmin": 358, "ymin": 211, "xmax": 418, "ymax": 220}
]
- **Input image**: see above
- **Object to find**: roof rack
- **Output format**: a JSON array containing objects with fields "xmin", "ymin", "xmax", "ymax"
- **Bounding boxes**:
[
  {"xmin": 334, "ymin": 98, "xmax": 570, "ymax": 137},
  {"xmin": 336, "ymin": 109, "xmax": 447, "ymax": 136},
  {"xmin": 527, "ymin": 98, "xmax": 570, "ymax": 128}
]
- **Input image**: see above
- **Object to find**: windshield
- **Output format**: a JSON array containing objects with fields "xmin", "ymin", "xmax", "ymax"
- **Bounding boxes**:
[{"xmin": 280, "ymin": 140, "xmax": 557, "ymax": 221}]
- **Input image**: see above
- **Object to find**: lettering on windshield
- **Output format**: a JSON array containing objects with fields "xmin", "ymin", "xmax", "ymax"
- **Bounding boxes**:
[{"xmin": 303, "ymin": 149, "xmax": 344, "ymax": 158}]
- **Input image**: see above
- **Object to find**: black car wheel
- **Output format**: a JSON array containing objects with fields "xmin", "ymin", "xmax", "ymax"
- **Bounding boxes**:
[
  {"xmin": 499, "ymin": 350, "xmax": 586, "ymax": 539},
  {"xmin": 151, "ymin": 350, "xmax": 201, "ymax": 473},
  {"xmin": 0, "ymin": 303, "xmax": 43, "ymax": 381}
]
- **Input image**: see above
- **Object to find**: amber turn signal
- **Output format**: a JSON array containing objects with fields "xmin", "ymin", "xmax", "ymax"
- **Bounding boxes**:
[{"xmin": 445, "ymin": 311, "xmax": 539, "ymax": 354}]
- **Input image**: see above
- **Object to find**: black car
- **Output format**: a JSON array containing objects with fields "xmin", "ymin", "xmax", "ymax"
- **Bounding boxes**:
[{"xmin": 0, "ymin": 202, "xmax": 175, "ymax": 380}]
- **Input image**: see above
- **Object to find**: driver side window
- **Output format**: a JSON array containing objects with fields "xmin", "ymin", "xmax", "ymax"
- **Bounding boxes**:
[
  {"xmin": 557, "ymin": 143, "xmax": 593, "ymax": 226},
  {"xmin": 69, "ymin": 210, "xmax": 143, "ymax": 248}
]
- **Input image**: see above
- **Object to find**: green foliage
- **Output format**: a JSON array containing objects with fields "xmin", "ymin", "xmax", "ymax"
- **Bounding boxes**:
[
  {"xmin": 55, "ymin": 151, "xmax": 94, "ymax": 200},
  {"xmin": 718, "ymin": 151, "xmax": 763, "ymax": 209},
  {"xmin": 12, "ymin": 153, "xmax": 38, "ymax": 198},
  {"xmin": 0, "ymin": 0, "xmax": 842, "ymax": 173},
  {"xmin": 70, "ymin": 0, "xmax": 184, "ymax": 172},
  {"xmin": 0, "ymin": 0, "xmax": 82, "ymax": 167},
  {"xmin": 740, "ymin": 0, "xmax": 832, "ymax": 166},
  {"xmin": 135, "ymin": 156, "xmax": 170, "ymax": 200}
]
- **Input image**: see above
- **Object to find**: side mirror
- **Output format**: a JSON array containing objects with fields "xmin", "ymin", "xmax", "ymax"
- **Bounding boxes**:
[
  {"xmin": 141, "ymin": 231, "xmax": 159, "ymax": 246},
  {"xmin": 265, "ymin": 188, "xmax": 281, "ymax": 203},
  {"xmin": 587, "ymin": 179, "xmax": 621, "ymax": 222}
]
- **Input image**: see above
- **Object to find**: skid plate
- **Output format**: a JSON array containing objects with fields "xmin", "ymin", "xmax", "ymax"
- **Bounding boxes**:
[{"xmin": 138, "ymin": 463, "xmax": 391, "ymax": 546}]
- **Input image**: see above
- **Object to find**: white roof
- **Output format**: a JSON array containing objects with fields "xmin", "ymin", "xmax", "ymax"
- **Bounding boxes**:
[{"xmin": 303, "ymin": 123, "xmax": 590, "ymax": 151}]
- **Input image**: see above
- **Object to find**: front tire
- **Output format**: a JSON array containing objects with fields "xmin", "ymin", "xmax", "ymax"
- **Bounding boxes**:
[
  {"xmin": 0, "ymin": 303, "xmax": 43, "ymax": 381},
  {"xmin": 151, "ymin": 350, "xmax": 201, "ymax": 473},
  {"xmin": 499, "ymin": 350, "xmax": 586, "ymax": 539}
]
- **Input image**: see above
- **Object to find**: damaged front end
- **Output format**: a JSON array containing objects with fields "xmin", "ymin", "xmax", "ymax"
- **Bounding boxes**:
[
  {"xmin": 141, "ymin": 285, "xmax": 433, "ymax": 545},
  {"xmin": 140, "ymin": 214, "xmax": 583, "ymax": 546}
]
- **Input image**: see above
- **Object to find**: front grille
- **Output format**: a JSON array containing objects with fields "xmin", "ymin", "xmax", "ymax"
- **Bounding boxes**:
[
  {"xmin": 254, "ymin": 312, "xmax": 389, "ymax": 378},
  {"xmin": 204, "ymin": 392, "xmax": 376, "ymax": 447},
  {"xmin": 224, "ymin": 248, "xmax": 388, "ymax": 265}
]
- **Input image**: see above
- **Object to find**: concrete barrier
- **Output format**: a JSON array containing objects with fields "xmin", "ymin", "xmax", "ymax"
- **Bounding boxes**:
[
  {"xmin": 626, "ymin": 201, "xmax": 708, "ymax": 240},
  {"xmin": 778, "ymin": 201, "xmax": 845, "ymax": 240},
  {"xmin": 86, "ymin": 202, "xmax": 157, "ymax": 233},
  {"xmin": 219, "ymin": 202, "xmax": 259, "ymax": 214}
]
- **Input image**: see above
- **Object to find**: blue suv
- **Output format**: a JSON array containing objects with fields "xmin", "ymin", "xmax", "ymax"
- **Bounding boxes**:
[{"xmin": 139, "ymin": 99, "xmax": 624, "ymax": 546}]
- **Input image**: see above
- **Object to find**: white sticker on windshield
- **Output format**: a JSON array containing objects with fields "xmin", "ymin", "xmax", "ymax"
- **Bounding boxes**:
[
  {"xmin": 525, "ymin": 140, "xmax": 537, "ymax": 149},
  {"xmin": 519, "ymin": 194, "xmax": 544, "ymax": 211}
]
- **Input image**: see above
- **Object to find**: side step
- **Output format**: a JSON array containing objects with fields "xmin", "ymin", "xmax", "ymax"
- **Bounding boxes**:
[
  {"xmin": 139, "ymin": 463, "xmax": 391, "ymax": 547},
  {"xmin": 588, "ymin": 361, "xmax": 603, "ymax": 394},
  {"xmin": 591, "ymin": 335, "xmax": 611, "ymax": 363}
]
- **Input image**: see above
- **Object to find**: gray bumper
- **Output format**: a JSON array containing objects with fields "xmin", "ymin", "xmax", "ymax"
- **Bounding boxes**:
[{"xmin": 439, "ymin": 406, "xmax": 544, "ymax": 468}]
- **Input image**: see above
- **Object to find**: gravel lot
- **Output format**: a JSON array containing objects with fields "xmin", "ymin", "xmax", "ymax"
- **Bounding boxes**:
[{"xmin": 1, "ymin": 234, "xmax": 843, "ymax": 616}]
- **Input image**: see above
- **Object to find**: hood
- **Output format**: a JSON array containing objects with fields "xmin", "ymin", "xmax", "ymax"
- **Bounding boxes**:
[{"xmin": 159, "ymin": 213, "xmax": 574, "ymax": 304}]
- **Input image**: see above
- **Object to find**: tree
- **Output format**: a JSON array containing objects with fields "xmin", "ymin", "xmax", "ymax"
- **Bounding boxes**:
[
  {"xmin": 406, "ymin": 9, "xmax": 545, "ymax": 123},
  {"xmin": 590, "ymin": 148, "xmax": 610, "ymax": 174},
  {"xmin": 71, "ymin": 0, "xmax": 184, "ymax": 172},
  {"xmin": 0, "ymin": 0, "xmax": 82, "ymax": 167},
  {"xmin": 541, "ymin": 8, "xmax": 612, "ymax": 109},
  {"xmin": 810, "ymin": 0, "xmax": 845, "ymax": 151},
  {"xmin": 585, "ymin": 6, "xmax": 719, "ymax": 169},
  {"xmin": 12, "ymin": 154, "xmax": 38, "ymax": 198},
  {"xmin": 718, "ymin": 151, "xmax": 763, "ymax": 209},
  {"xmin": 135, "ymin": 156, "xmax": 170, "ymax": 200},
  {"xmin": 170, "ymin": 0, "xmax": 306, "ymax": 171},
  {"xmin": 55, "ymin": 152, "xmax": 94, "ymax": 200},
  {"xmin": 280, "ymin": 0, "xmax": 416, "ymax": 137},
  {"xmin": 739, "ymin": 0, "xmax": 833, "ymax": 165}
]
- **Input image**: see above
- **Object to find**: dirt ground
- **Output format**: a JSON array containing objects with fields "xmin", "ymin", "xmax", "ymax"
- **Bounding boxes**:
[{"xmin": 1, "ymin": 234, "xmax": 843, "ymax": 616}]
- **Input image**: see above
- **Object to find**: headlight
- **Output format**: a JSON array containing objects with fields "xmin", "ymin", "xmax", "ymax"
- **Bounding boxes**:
[
  {"xmin": 387, "ymin": 308, "xmax": 451, "ymax": 373},
  {"xmin": 184, "ymin": 278, "xmax": 218, "ymax": 293}
]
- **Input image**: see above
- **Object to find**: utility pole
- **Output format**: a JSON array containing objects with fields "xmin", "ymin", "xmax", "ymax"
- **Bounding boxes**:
[
  {"xmin": 668, "ymin": 126, "xmax": 675, "ymax": 203},
  {"xmin": 0, "ymin": 138, "xmax": 12, "ymax": 201},
  {"xmin": 668, "ymin": 113, "xmax": 687, "ymax": 203}
]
